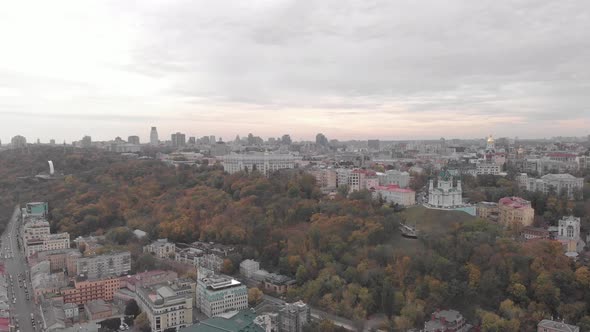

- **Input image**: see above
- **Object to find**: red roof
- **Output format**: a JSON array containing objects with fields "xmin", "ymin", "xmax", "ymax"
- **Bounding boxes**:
[
  {"xmin": 0, "ymin": 317, "xmax": 9, "ymax": 332},
  {"xmin": 499, "ymin": 196, "xmax": 531, "ymax": 209},
  {"xmin": 374, "ymin": 185, "xmax": 415, "ymax": 193},
  {"xmin": 547, "ymin": 152, "xmax": 577, "ymax": 158}
]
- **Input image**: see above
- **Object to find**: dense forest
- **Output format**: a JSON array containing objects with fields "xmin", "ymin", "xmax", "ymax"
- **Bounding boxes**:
[{"xmin": 1, "ymin": 147, "xmax": 590, "ymax": 331}]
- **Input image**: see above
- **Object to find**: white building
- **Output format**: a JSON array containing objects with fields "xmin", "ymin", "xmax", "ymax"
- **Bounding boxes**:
[
  {"xmin": 196, "ymin": 273, "xmax": 248, "ymax": 318},
  {"xmin": 221, "ymin": 153, "xmax": 298, "ymax": 176},
  {"xmin": 378, "ymin": 170, "xmax": 410, "ymax": 188},
  {"xmin": 557, "ymin": 216, "xmax": 585, "ymax": 257},
  {"xmin": 239, "ymin": 259, "xmax": 260, "ymax": 278},
  {"xmin": 42, "ymin": 233, "xmax": 70, "ymax": 251},
  {"xmin": 76, "ymin": 251, "xmax": 131, "ymax": 278},
  {"xmin": 427, "ymin": 170, "xmax": 463, "ymax": 208},
  {"xmin": 372, "ymin": 185, "xmax": 416, "ymax": 206},
  {"xmin": 23, "ymin": 219, "xmax": 50, "ymax": 241},
  {"xmin": 135, "ymin": 281, "xmax": 194, "ymax": 332},
  {"xmin": 517, "ymin": 173, "xmax": 584, "ymax": 199},
  {"xmin": 143, "ymin": 239, "xmax": 176, "ymax": 259},
  {"xmin": 476, "ymin": 162, "xmax": 501, "ymax": 175}
]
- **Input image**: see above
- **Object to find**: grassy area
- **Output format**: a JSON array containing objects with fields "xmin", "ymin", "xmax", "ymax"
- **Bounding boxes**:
[
  {"xmin": 399, "ymin": 205, "xmax": 478, "ymax": 236},
  {"xmin": 385, "ymin": 206, "xmax": 479, "ymax": 255}
]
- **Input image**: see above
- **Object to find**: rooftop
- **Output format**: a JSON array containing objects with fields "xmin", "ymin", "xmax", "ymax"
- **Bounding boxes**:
[
  {"xmin": 538, "ymin": 319, "xmax": 580, "ymax": 332},
  {"xmin": 499, "ymin": 196, "xmax": 531, "ymax": 209},
  {"xmin": 179, "ymin": 309, "xmax": 263, "ymax": 332}
]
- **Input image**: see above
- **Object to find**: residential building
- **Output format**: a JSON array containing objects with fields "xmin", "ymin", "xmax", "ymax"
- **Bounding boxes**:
[
  {"xmin": 378, "ymin": 170, "xmax": 410, "ymax": 188},
  {"xmin": 73, "ymin": 235, "xmax": 105, "ymax": 256},
  {"xmin": 518, "ymin": 173, "xmax": 584, "ymax": 199},
  {"xmin": 537, "ymin": 319, "xmax": 580, "ymax": 332},
  {"xmin": 308, "ymin": 169, "xmax": 337, "ymax": 192},
  {"xmin": 37, "ymin": 249, "xmax": 81, "ymax": 273},
  {"xmin": 10, "ymin": 135, "xmax": 27, "ymax": 148},
  {"xmin": 476, "ymin": 162, "xmax": 501, "ymax": 175},
  {"xmin": 196, "ymin": 274, "xmax": 247, "ymax": 318},
  {"xmin": 239, "ymin": 259, "xmax": 260, "ymax": 279},
  {"xmin": 22, "ymin": 219, "xmax": 50, "ymax": 241},
  {"xmin": 176, "ymin": 249, "xmax": 224, "ymax": 273},
  {"xmin": 221, "ymin": 153, "xmax": 298, "ymax": 176},
  {"xmin": 61, "ymin": 275, "xmax": 122, "ymax": 305},
  {"xmin": 42, "ymin": 232, "xmax": 70, "ymax": 251},
  {"xmin": 498, "ymin": 197, "xmax": 534, "ymax": 228},
  {"xmin": 144, "ymin": 239, "xmax": 176, "ymax": 259},
  {"xmin": 172, "ymin": 132, "xmax": 187, "ymax": 147},
  {"xmin": 81, "ymin": 135, "xmax": 92, "ymax": 148},
  {"xmin": 279, "ymin": 301, "xmax": 311, "ymax": 332},
  {"xmin": 263, "ymin": 273, "xmax": 295, "ymax": 295},
  {"xmin": 76, "ymin": 251, "xmax": 131, "ymax": 279},
  {"xmin": 127, "ymin": 136, "xmax": 140, "ymax": 145},
  {"xmin": 136, "ymin": 281, "xmax": 194, "ymax": 332},
  {"xmin": 372, "ymin": 185, "xmax": 416, "ymax": 206},
  {"xmin": 424, "ymin": 309, "xmax": 471, "ymax": 332},
  {"xmin": 476, "ymin": 202, "xmax": 499, "ymax": 222}
]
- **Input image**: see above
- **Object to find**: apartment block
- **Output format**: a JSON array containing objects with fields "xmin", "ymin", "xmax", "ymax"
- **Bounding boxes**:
[{"xmin": 76, "ymin": 251, "xmax": 131, "ymax": 279}]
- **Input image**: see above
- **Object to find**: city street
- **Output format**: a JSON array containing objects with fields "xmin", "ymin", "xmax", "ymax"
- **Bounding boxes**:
[{"xmin": 1, "ymin": 206, "xmax": 40, "ymax": 332}]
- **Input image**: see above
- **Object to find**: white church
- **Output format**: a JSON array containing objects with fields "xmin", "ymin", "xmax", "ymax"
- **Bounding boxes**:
[{"xmin": 425, "ymin": 169, "xmax": 476, "ymax": 215}]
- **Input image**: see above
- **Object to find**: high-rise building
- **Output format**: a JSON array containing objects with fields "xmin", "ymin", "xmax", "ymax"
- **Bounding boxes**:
[
  {"xmin": 136, "ymin": 281, "xmax": 194, "ymax": 332},
  {"xmin": 81, "ymin": 136, "xmax": 92, "ymax": 148},
  {"xmin": 50, "ymin": 139, "xmax": 56, "ymax": 145},
  {"xmin": 172, "ymin": 132, "xmax": 186, "ymax": 147},
  {"xmin": 127, "ymin": 136, "xmax": 140, "ymax": 145},
  {"xmin": 315, "ymin": 133, "xmax": 328, "ymax": 146},
  {"xmin": 367, "ymin": 139, "xmax": 380, "ymax": 150},
  {"xmin": 76, "ymin": 251, "xmax": 131, "ymax": 279},
  {"xmin": 150, "ymin": 127, "xmax": 159, "ymax": 145},
  {"xmin": 279, "ymin": 301, "xmax": 311, "ymax": 332},
  {"xmin": 209, "ymin": 135, "xmax": 216, "ymax": 144},
  {"xmin": 11, "ymin": 135, "xmax": 27, "ymax": 148}
]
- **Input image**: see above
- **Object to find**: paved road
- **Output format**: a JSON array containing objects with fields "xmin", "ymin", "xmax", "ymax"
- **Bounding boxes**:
[{"xmin": 1, "ymin": 206, "xmax": 40, "ymax": 332}]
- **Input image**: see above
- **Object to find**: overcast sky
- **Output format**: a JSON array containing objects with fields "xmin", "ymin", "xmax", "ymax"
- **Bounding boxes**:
[{"xmin": 1, "ymin": 0, "xmax": 589, "ymax": 143}]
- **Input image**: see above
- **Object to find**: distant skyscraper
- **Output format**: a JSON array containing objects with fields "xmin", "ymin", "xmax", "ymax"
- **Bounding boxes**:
[
  {"xmin": 367, "ymin": 139, "xmax": 380, "ymax": 150},
  {"xmin": 10, "ymin": 135, "xmax": 27, "ymax": 148},
  {"xmin": 81, "ymin": 136, "xmax": 92, "ymax": 148},
  {"xmin": 128, "ymin": 136, "xmax": 140, "ymax": 145},
  {"xmin": 50, "ymin": 139, "xmax": 56, "ymax": 145},
  {"xmin": 316, "ymin": 133, "xmax": 328, "ymax": 146},
  {"xmin": 188, "ymin": 137, "xmax": 196, "ymax": 144},
  {"xmin": 150, "ymin": 127, "xmax": 159, "ymax": 145},
  {"xmin": 171, "ymin": 132, "xmax": 186, "ymax": 147},
  {"xmin": 209, "ymin": 135, "xmax": 216, "ymax": 144}
]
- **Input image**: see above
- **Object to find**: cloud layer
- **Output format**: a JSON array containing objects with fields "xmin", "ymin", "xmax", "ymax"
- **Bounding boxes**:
[{"xmin": 1, "ymin": 0, "xmax": 589, "ymax": 142}]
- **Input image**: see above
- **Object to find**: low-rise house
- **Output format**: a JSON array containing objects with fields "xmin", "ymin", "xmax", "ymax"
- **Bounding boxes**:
[
  {"xmin": 537, "ymin": 319, "xmax": 580, "ymax": 332},
  {"xmin": 424, "ymin": 309, "xmax": 471, "ymax": 332},
  {"xmin": 522, "ymin": 227, "xmax": 550, "ymax": 241},
  {"xmin": 143, "ymin": 239, "xmax": 176, "ymax": 259},
  {"xmin": 239, "ymin": 259, "xmax": 260, "ymax": 278},
  {"xmin": 263, "ymin": 273, "xmax": 296, "ymax": 295},
  {"xmin": 476, "ymin": 202, "xmax": 499, "ymax": 222},
  {"xmin": 85, "ymin": 299, "xmax": 115, "ymax": 321}
]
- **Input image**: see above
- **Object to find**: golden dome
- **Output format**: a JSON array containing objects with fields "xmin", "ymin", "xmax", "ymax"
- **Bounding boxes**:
[{"xmin": 487, "ymin": 135, "xmax": 494, "ymax": 144}]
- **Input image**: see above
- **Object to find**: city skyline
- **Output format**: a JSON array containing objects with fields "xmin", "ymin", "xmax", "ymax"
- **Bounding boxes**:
[{"xmin": 2, "ymin": 1, "xmax": 590, "ymax": 142}]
